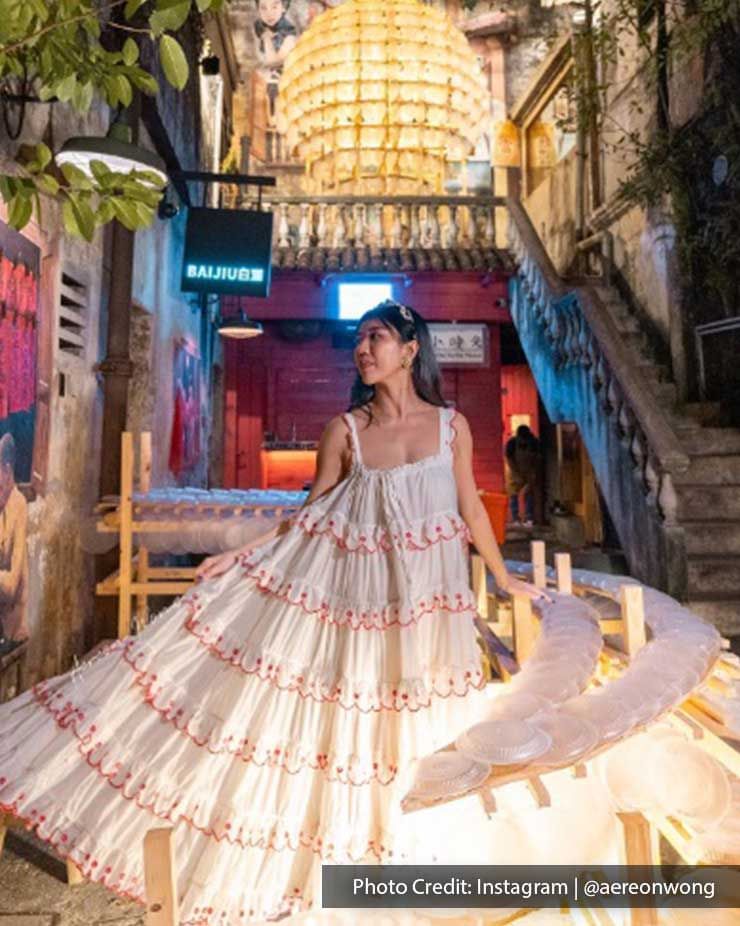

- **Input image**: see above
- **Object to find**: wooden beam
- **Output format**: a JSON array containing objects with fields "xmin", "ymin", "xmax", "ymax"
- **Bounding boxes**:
[
  {"xmin": 118, "ymin": 432, "xmax": 134, "ymax": 639},
  {"xmin": 531, "ymin": 540, "xmax": 547, "ymax": 589},
  {"xmin": 620, "ymin": 585, "xmax": 646, "ymax": 656},
  {"xmin": 617, "ymin": 813, "xmax": 659, "ymax": 926},
  {"xmin": 66, "ymin": 860, "xmax": 85, "ymax": 885},
  {"xmin": 471, "ymin": 554, "xmax": 489, "ymax": 618},
  {"xmin": 512, "ymin": 593, "xmax": 538, "ymax": 663},
  {"xmin": 554, "ymin": 552, "xmax": 572, "ymax": 594},
  {"xmin": 144, "ymin": 828, "xmax": 179, "ymax": 926}
]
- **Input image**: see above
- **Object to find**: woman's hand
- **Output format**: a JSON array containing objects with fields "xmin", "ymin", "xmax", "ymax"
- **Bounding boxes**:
[
  {"xmin": 499, "ymin": 575, "xmax": 552, "ymax": 603},
  {"xmin": 195, "ymin": 550, "xmax": 239, "ymax": 582}
]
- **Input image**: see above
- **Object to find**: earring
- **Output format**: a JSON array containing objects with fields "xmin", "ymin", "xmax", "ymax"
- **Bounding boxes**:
[{"xmin": 402, "ymin": 357, "xmax": 410, "ymax": 369}]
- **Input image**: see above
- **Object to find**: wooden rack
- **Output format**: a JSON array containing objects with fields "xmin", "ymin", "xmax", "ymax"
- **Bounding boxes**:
[{"xmin": 95, "ymin": 432, "xmax": 301, "ymax": 639}]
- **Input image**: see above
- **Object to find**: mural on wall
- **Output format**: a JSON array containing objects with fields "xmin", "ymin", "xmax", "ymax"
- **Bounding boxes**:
[
  {"xmin": 0, "ymin": 221, "xmax": 39, "ymax": 485},
  {"xmin": 234, "ymin": 0, "xmax": 500, "ymax": 182},
  {"xmin": 0, "ymin": 221, "xmax": 37, "ymax": 649},
  {"xmin": 169, "ymin": 339, "xmax": 203, "ymax": 481},
  {"xmin": 0, "ymin": 432, "xmax": 29, "ymax": 648}
]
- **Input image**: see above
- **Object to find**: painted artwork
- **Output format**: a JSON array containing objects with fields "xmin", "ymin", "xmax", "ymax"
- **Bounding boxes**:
[
  {"xmin": 0, "ymin": 432, "xmax": 29, "ymax": 647},
  {"xmin": 0, "ymin": 220, "xmax": 39, "ymax": 485},
  {"xmin": 168, "ymin": 340, "xmax": 202, "ymax": 481},
  {"xmin": 0, "ymin": 223, "xmax": 40, "ymax": 647}
]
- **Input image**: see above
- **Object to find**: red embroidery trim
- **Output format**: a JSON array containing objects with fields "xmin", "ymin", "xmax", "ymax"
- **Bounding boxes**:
[
  {"xmin": 235, "ymin": 560, "xmax": 478, "ymax": 631},
  {"xmin": 181, "ymin": 619, "xmax": 487, "ymax": 713},
  {"xmin": 27, "ymin": 683, "xmax": 411, "ymax": 862},
  {"xmin": 0, "ymin": 787, "xmax": 312, "ymax": 925},
  {"xmin": 292, "ymin": 509, "xmax": 469, "ymax": 554},
  {"xmin": 120, "ymin": 644, "xmax": 401, "ymax": 784}
]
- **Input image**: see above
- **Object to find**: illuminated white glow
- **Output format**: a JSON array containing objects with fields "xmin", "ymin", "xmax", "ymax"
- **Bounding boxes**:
[{"xmin": 338, "ymin": 282, "xmax": 392, "ymax": 320}]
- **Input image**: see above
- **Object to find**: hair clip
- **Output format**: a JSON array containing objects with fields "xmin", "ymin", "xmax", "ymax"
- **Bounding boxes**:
[{"xmin": 398, "ymin": 305, "xmax": 413, "ymax": 323}]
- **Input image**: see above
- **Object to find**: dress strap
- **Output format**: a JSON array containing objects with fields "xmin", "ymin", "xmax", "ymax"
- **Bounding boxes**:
[
  {"xmin": 442, "ymin": 405, "xmax": 457, "ymax": 453},
  {"xmin": 343, "ymin": 411, "xmax": 363, "ymax": 466}
]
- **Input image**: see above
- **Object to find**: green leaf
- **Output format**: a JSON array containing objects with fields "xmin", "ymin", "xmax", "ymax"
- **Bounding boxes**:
[
  {"xmin": 8, "ymin": 194, "xmax": 32, "ymax": 230},
  {"xmin": 35, "ymin": 143, "xmax": 52, "ymax": 170},
  {"xmin": 130, "ymin": 71, "xmax": 159, "ymax": 96},
  {"xmin": 115, "ymin": 74, "xmax": 133, "ymax": 107},
  {"xmin": 133, "ymin": 200, "xmax": 155, "ymax": 225},
  {"xmin": 96, "ymin": 199, "xmax": 116, "ymax": 224},
  {"xmin": 62, "ymin": 197, "xmax": 81, "ymax": 237},
  {"xmin": 72, "ymin": 80, "xmax": 94, "ymax": 112},
  {"xmin": 60, "ymin": 162, "xmax": 94, "ymax": 190},
  {"xmin": 195, "ymin": 0, "xmax": 212, "ymax": 9},
  {"xmin": 150, "ymin": 0, "xmax": 190, "ymax": 35},
  {"xmin": 69, "ymin": 195, "xmax": 96, "ymax": 241},
  {"xmin": 124, "ymin": 0, "xmax": 148, "ymax": 18},
  {"xmin": 36, "ymin": 173, "xmax": 60, "ymax": 196},
  {"xmin": 122, "ymin": 38, "xmax": 139, "ymax": 66},
  {"xmin": 159, "ymin": 34, "xmax": 189, "ymax": 90},
  {"xmin": 0, "ymin": 176, "xmax": 17, "ymax": 201},
  {"xmin": 89, "ymin": 159, "xmax": 112, "ymax": 184},
  {"xmin": 130, "ymin": 168, "xmax": 167, "ymax": 188},
  {"xmin": 112, "ymin": 198, "xmax": 141, "ymax": 230},
  {"xmin": 55, "ymin": 72, "xmax": 77, "ymax": 103}
]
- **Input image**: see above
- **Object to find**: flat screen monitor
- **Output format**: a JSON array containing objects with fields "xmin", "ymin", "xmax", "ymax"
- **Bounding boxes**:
[
  {"xmin": 337, "ymin": 281, "xmax": 392, "ymax": 321},
  {"xmin": 181, "ymin": 207, "xmax": 273, "ymax": 297}
]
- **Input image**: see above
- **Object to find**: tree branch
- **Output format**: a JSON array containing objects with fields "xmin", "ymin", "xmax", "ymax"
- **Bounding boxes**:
[{"xmin": 1, "ymin": 0, "xmax": 129, "ymax": 56}]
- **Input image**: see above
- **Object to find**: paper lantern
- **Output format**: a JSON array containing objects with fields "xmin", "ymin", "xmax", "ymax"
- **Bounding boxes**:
[{"xmin": 277, "ymin": 0, "xmax": 488, "ymax": 194}]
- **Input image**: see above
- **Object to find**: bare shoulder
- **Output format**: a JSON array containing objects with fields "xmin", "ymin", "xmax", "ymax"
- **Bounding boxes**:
[
  {"xmin": 320, "ymin": 413, "xmax": 352, "ymax": 447},
  {"xmin": 449, "ymin": 407, "xmax": 472, "ymax": 439}
]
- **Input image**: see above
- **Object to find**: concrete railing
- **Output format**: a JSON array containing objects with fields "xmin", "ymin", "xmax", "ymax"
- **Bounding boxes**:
[
  {"xmin": 232, "ymin": 193, "xmax": 507, "ymax": 253},
  {"xmin": 507, "ymin": 197, "xmax": 690, "ymax": 597}
]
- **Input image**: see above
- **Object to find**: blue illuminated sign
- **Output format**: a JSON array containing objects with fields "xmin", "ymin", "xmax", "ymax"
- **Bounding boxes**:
[{"xmin": 181, "ymin": 207, "xmax": 273, "ymax": 297}]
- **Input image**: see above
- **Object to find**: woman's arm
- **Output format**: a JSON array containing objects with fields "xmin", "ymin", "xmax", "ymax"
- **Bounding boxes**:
[
  {"xmin": 241, "ymin": 415, "xmax": 349, "ymax": 545},
  {"xmin": 451, "ymin": 411, "xmax": 545, "ymax": 600},
  {"xmin": 196, "ymin": 416, "xmax": 350, "ymax": 581}
]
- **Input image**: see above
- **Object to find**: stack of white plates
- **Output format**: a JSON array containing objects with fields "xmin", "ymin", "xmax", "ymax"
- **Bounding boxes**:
[
  {"xmin": 407, "ymin": 751, "xmax": 491, "ymax": 801},
  {"xmin": 455, "ymin": 719, "xmax": 552, "ymax": 766}
]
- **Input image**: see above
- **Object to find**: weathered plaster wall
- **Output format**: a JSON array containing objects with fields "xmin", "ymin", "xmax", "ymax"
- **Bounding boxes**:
[
  {"xmin": 522, "ymin": 150, "xmax": 578, "ymax": 277},
  {"xmin": 0, "ymin": 103, "xmax": 107, "ymax": 684},
  {"xmin": 129, "ymin": 200, "xmax": 210, "ymax": 490}
]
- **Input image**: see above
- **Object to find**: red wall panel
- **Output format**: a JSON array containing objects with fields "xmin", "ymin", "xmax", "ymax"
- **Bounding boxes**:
[
  {"xmin": 224, "ymin": 321, "xmax": 506, "ymax": 493},
  {"xmin": 501, "ymin": 364, "xmax": 540, "ymax": 443}
]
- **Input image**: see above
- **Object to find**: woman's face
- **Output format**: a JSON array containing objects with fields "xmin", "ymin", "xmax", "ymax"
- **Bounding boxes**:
[
  {"xmin": 354, "ymin": 319, "xmax": 416, "ymax": 385},
  {"xmin": 258, "ymin": 0, "xmax": 286, "ymax": 27}
]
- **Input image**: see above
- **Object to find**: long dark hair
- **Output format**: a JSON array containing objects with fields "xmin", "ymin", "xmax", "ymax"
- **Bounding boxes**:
[{"xmin": 348, "ymin": 300, "xmax": 446, "ymax": 423}]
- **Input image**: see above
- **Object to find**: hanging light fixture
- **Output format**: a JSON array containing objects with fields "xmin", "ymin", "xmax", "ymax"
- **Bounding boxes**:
[
  {"xmin": 56, "ymin": 121, "xmax": 167, "ymax": 183},
  {"xmin": 277, "ymin": 0, "xmax": 488, "ymax": 195},
  {"xmin": 218, "ymin": 311, "xmax": 263, "ymax": 339}
]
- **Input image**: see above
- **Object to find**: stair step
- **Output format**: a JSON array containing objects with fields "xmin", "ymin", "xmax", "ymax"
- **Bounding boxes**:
[
  {"xmin": 681, "ymin": 427, "xmax": 740, "ymax": 455},
  {"xmin": 675, "ymin": 454, "xmax": 740, "ymax": 485},
  {"xmin": 678, "ymin": 485, "xmax": 740, "ymax": 520},
  {"xmin": 651, "ymin": 381, "xmax": 679, "ymax": 407},
  {"xmin": 685, "ymin": 521, "xmax": 740, "ymax": 555},
  {"xmin": 688, "ymin": 555, "xmax": 740, "ymax": 596},
  {"xmin": 686, "ymin": 596, "xmax": 740, "ymax": 635},
  {"xmin": 682, "ymin": 401, "xmax": 727, "ymax": 426},
  {"xmin": 636, "ymin": 362, "xmax": 671, "ymax": 384}
]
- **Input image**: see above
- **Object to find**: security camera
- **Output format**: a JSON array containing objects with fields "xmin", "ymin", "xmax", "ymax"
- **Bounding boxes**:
[
  {"xmin": 200, "ymin": 55, "xmax": 220, "ymax": 76},
  {"xmin": 158, "ymin": 197, "xmax": 179, "ymax": 220}
]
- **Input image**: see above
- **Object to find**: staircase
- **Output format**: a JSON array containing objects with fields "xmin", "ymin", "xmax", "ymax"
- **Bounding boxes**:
[{"xmin": 508, "ymin": 200, "xmax": 740, "ymax": 634}]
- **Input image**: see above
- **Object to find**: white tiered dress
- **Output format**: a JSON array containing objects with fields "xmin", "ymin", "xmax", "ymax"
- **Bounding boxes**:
[{"xmin": 0, "ymin": 405, "xmax": 490, "ymax": 924}]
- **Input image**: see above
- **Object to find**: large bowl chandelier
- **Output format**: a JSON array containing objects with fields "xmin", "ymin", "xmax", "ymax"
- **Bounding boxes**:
[{"xmin": 277, "ymin": 0, "xmax": 488, "ymax": 194}]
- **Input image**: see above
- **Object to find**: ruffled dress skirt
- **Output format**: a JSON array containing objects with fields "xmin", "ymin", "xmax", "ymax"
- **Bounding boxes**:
[{"xmin": 0, "ymin": 409, "xmax": 493, "ymax": 924}]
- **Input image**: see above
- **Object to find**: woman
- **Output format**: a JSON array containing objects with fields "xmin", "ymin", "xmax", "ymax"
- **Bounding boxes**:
[{"xmin": 0, "ymin": 301, "xmax": 541, "ymax": 924}]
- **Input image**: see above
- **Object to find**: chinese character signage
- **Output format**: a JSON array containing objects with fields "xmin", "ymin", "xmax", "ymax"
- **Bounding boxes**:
[{"xmin": 429, "ymin": 323, "xmax": 489, "ymax": 367}]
